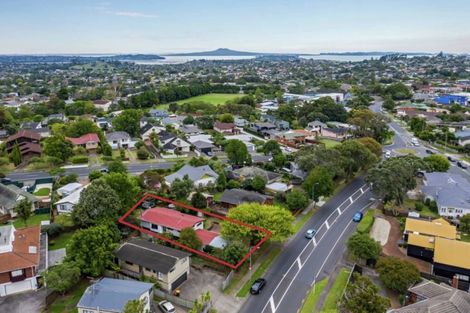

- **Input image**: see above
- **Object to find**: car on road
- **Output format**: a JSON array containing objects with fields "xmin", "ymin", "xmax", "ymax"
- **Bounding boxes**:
[
  {"xmin": 250, "ymin": 278, "xmax": 266, "ymax": 295},
  {"xmin": 457, "ymin": 161, "xmax": 468, "ymax": 169},
  {"xmin": 411, "ymin": 138, "xmax": 420, "ymax": 146},
  {"xmin": 352, "ymin": 212, "xmax": 363, "ymax": 222},
  {"xmin": 305, "ymin": 229, "xmax": 316, "ymax": 239},
  {"xmin": 425, "ymin": 149, "xmax": 434, "ymax": 154},
  {"xmin": 447, "ymin": 156, "xmax": 456, "ymax": 163},
  {"xmin": 384, "ymin": 150, "xmax": 391, "ymax": 159},
  {"xmin": 158, "ymin": 300, "xmax": 176, "ymax": 313},
  {"xmin": 100, "ymin": 167, "xmax": 109, "ymax": 173}
]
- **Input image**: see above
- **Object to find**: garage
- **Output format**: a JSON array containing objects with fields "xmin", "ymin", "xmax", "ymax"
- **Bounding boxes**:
[
  {"xmin": 170, "ymin": 272, "xmax": 187, "ymax": 291},
  {"xmin": 4, "ymin": 279, "xmax": 35, "ymax": 295}
]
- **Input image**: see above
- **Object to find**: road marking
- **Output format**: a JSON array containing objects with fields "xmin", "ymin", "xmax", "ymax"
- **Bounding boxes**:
[
  {"xmin": 312, "ymin": 237, "xmax": 317, "ymax": 247},
  {"xmin": 349, "ymin": 196, "xmax": 353, "ymax": 204},
  {"xmin": 269, "ymin": 296, "xmax": 275, "ymax": 313},
  {"xmin": 296, "ymin": 257, "xmax": 302, "ymax": 270},
  {"xmin": 337, "ymin": 207, "xmax": 342, "ymax": 215},
  {"xmin": 260, "ymin": 185, "xmax": 370, "ymax": 313},
  {"xmin": 325, "ymin": 220, "xmax": 330, "ymax": 230}
]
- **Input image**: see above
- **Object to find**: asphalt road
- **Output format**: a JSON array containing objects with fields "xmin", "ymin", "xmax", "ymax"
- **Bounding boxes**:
[
  {"xmin": 371, "ymin": 100, "xmax": 470, "ymax": 181},
  {"xmin": 240, "ymin": 178, "xmax": 373, "ymax": 313},
  {"xmin": 5, "ymin": 161, "xmax": 175, "ymax": 182}
]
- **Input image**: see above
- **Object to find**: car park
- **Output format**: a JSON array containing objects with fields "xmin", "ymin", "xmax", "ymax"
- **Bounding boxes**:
[
  {"xmin": 158, "ymin": 300, "xmax": 176, "ymax": 313},
  {"xmin": 353, "ymin": 212, "xmax": 363, "ymax": 222},
  {"xmin": 305, "ymin": 229, "xmax": 316, "ymax": 239},
  {"xmin": 250, "ymin": 278, "xmax": 266, "ymax": 294}
]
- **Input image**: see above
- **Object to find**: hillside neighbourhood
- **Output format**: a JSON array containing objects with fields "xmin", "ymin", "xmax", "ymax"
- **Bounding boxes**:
[{"xmin": 1, "ymin": 53, "xmax": 470, "ymax": 313}]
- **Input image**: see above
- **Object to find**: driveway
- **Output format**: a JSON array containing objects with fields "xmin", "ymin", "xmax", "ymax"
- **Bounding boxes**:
[
  {"xmin": 179, "ymin": 267, "xmax": 244, "ymax": 313},
  {"xmin": 370, "ymin": 217, "xmax": 391, "ymax": 246},
  {"xmin": 0, "ymin": 288, "xmax": 47, "ymax": 313}
]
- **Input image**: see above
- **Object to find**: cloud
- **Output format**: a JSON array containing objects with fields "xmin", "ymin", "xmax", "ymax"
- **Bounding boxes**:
[{"xmin": 113, "ymin": 11, "xmax": 158, "ymax": 18}]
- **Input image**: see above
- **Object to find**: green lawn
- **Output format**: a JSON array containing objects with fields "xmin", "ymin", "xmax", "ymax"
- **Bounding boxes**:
[
  {"xmin": 293, "ymin": 209, "xmax": 317, "ymax": 233},
  {"xmin": 34, "ymin": 187, "xmax": 51, "ymax": 196},
  {"xmin": 357, "ymin": 210, "xmax": 374, "ymax": 234},
  {"xmin": 48, "ymin": 280, "xmax": 89, "ymax": 313},
  {"xmin": 321, "ymin": 268, "xmax": 350, "ymax": 312},
  {"xmin": 156, "ymin": 93, "xmax": 241, "ymax": 110},
  {"xmin": 49, "ymin": 231, "xmax": 75, "ymax": 251},
  {"xmin": 301, "ymin": 278, "xmax": 329, "ymax": 313},
  {"xmin": 13, "ymin": 213, "xmax": 50, "ymax": 228},
  {"xmin": 402, "ymin": 199, "xmax": 439, "ymax": 218},
  {"xmin": 395, "ymin": 148, "xmax": 416, "ymax": 155},
  {"xmin": 319, "ymin": 138, "xmax": 341, "ymax": 148},
  {"xmin": 236, "ymin": 247, "xmax": 281, "ymax": 297}
]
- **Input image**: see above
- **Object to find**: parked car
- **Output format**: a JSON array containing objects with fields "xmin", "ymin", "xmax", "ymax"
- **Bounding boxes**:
[
  {"xmin": 305, "ymin": 229, "xmax": 316, "ymax": 239},
  {"xmin": 250, "ymin": 278, "xmax": 267, "ymax": 295},
  {"xmin": 457, "ymin": 161, "xmax": 468, "ymax": 169},
  {"xmin": 353, "ymin": 212, "xmax": 363, "ymax": 222},
  {"xmin": 158, "ymin": 300, "xmax": 176, "ymax": 313},
  {"xmin": 142, "ymin": 200, "xmax": 155, "ymax": 209},
  {"xmin": 425, "ymin": 149, "xmax": 434, "ymax": 154},
  {"xmin": 100, "ymin": 167, "xmax": 109, "ymax": 173},
  {"xmin": 447, "ymin": 156, "xmax": 456, "ymax": 162},
  {"xmin": 384, "ymin": 150, "xmax": 391, "ymax": 159}
]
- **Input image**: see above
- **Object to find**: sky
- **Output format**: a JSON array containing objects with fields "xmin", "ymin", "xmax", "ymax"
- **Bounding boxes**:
[{"xmin": 1, "ymin": 0, "xmax": 469, "ymax": 54}]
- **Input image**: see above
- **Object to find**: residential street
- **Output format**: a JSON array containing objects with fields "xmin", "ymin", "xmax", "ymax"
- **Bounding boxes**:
[{"xmin": 239, "ymin": 178, "xmax": 373, "ymax": 313}]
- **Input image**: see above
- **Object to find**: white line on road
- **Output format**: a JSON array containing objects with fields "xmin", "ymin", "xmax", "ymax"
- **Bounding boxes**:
[
  {"xmin": 296, "ymin": 257, "xmax": 302, "ymax": 270},
  {"xmin": 337, "ymin": 207, "xmax": 341, "ymax": 215},
  {"xmin": 261, "ymin": 185, "xmax": 370, "ymax": 313},
  {"xmin": 312, "ymin": 237, "xmax": 317, "ymax": 247},
  {"xmin": 325, "ymin": 220, "xmax": 330, "ymax": 230},
  {"xmin": 349, "ymin": 196, "xmax": 353, "ymax": 204}
]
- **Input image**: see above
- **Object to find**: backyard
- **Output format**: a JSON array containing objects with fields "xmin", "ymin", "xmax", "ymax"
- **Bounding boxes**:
[
  {"xmin": 48, "ymin": 280, "xmax": 89, "ymax": 313},
  {"xmin": 13, "ymin": 213, "xmax": 50, "ymax": 228},
  {"xmin": 156, "ymin": 93, "xmax": 241, "ymax": 110}
]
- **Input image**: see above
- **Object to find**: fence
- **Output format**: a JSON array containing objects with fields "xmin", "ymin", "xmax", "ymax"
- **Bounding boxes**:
[
  {"xmin": 420, "ymin": 272, "xmax": 470, "ymax": 291},
  {"xmin": 221, "ymin": 270, "xmax": 234, "ymax": 290},
  {"xmin": 154, "ymin": 289, "xmax": 194, "ymax": 309}
]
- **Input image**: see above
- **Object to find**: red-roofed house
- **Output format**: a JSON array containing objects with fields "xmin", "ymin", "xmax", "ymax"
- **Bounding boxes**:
[
  {"xmin": 195, "ymin": 229, "xmax": 226, "ymax": 249},
  {"xmin": 213, "ymin": 122, "xmax": 239, "ymax": 135},
  {"xmin": 66, "ymin": 133, "xmax": 100, "ymax": 151},
  {"xmin": 0, "ymin": 225, "xmax": 42, "ymax": 296},
  {"xmin": 140, "ymin": 207, "xmax": 204, "ymax": 238}
]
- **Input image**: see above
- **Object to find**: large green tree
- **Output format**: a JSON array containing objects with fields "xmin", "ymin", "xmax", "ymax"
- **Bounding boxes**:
[
  {"xmin": 221, "ymin": 241, "xmax": 249, "ymax": 264},
  {"xmin": 72, "ymin": 180, "xmax": 122, "ymax": 227},
  {"xmin": 43, "ymin": 135, "xmax": 74, "ymax": 162},
  {"xmin": 335, "ymin": 140, "xmax": 378, "ymax": 178},
  {"xmin": 347, "ymin": 233, "xmax": 382, "ymax": 261},
  {"xmin": 179, "ymin": 227, "xmax": 203, "ymax": 250},
  {"xmin": 15, "ymin": 198, "xmax": 32, "ymax": 226},
  {"xmin": 286, "ymin": 189, "xmax": 309, "ymax": 211},
  {"xmin": 224, "ymin": 139, "xmax": 251, "ymax": 166},
  {"xmin": 302, "ymin": 166, "xmax": 335, "ymax": 201},
  {"xmin": 112, "ymin": 109, "xmax": 143, "ymax": 137},
  {"xmin": 348, "ymin": 108, "xmax": 390, "ymax": 143},
  {"xmin": 171, "ymin": 175, "xmax": 193, "ymax": 200},
  {"xmin": 357, "ymin": 137, "xmax": 383, "ymax": 158},
  {"xmin": 295, "ymin": 145, "xmax": 344, "ymax": 177},
  {"xmin": 376, "ymin": 257, "xmax": 421, "ymax": 294},
  {"xmin": 423, "ymin": 154, "xmax": 450, "ymax": 172},
  {"xmin": 66, "ymin": 224, "xmax": 119, "ymax": 277},
  {"xmin": 103, "ymin": 173, "xmax": 141, "ymax": 209},
  {"xmin": 221, "ymin": 203, "xmax": 294, "ymax": 243},
  {"xmin": 340, "ymin": 274, "xmax": 390, "ymax": 313},
  {"xmin": 44, "ymin": 262, "xmax": 81, "ymax": 294}
]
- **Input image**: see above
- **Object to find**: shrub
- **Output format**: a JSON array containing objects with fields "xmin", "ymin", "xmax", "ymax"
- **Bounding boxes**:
[
  {"xmin": 70, "ymin": 155, "xmax": 89, "ymax": 164},
  {"xmin": 0, "ymin": 157, "xmax": 10, "ymax": 167},
  {"xmin": 137, "ymin": 147, "xmax": 149, "ymax": 160},
  {"xmin": 43, "ymin": 223, "xmax": 64, "ymax": 237},
  {"xmin": 414, "ymin": 202, "xmax": 424, "ymax": 212},
  {"xmin": 227, "ymin": 179, "xmax": 240, "ymax": 189}
]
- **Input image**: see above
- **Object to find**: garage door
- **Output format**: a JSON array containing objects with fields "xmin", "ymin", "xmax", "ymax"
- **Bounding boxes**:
[
  {"xmin": 170, "ymin": 272, "xmax": 187, "ymax": 291},
  {"xmin": 5, "ymin": 279, "xmax": 33, "ymax": 295}
]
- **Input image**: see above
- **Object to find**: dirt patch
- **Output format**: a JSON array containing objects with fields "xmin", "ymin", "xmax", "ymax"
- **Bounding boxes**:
[
  {"xmin": 382, "ymin": 216, "xmax": 431, "ymax": 273},
  {"xmin": 370, "ymin": 217, "xmax": 391, "ymax": 246}
]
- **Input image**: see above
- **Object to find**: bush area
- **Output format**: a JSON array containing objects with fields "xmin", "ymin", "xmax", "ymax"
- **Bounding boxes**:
[
  {"xmin": 301, "ymin": 278, "xmax": 329, "ymax": 313},
  {"xmin": 70, "ymin": 155, "xmax": 89, "ymax": 164},
  {"xmin": 357, "ymin": 210, "xmax": 375, "ymax": 234}
]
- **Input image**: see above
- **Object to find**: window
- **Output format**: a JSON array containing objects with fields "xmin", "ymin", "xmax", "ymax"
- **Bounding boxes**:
[
  {"xmin": 158, "ymin": 272, "xmax": 163, "ymax": 280},
  {"xmin": 11, "ymin": 270, "xmax": 23, "ymax": 277}
]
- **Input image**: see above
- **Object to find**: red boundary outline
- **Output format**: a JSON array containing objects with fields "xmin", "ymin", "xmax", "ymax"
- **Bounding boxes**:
[{"xmin": 118, "ymin": 193, "xmax": 272, "ymax": 270}]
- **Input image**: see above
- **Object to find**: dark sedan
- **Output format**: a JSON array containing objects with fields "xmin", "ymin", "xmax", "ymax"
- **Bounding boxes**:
[{"xmin": 250, "ymin": 278, "xmax": 266, "ymax": 295}]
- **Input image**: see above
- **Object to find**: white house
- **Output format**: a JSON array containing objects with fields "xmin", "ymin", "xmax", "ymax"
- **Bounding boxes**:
[
  {"xmin": 165, "ymin": 165, "xmax": 219, "ymax": 187},
  {"xmin": 105, "ymin": 131, "xmax": 137, "ymax": 150},
  {"xmin": 140, "ymin": 124, "xmax": 165, "ymax": 140},
  {"xmin": 57, "ymin": 182, "xmax": 82, "ymax": 197},
  {"xmin": 55, "ymin": 185, "xmax": 88, "ymax": 215}
]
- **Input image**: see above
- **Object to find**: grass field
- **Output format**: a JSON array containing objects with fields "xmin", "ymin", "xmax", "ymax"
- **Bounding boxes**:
[
  {"xmin": 321, "ymin": 268, "xmax": 350, "ymax": 312},
  {"xmin": 48, "ymin": 280, "xmax": 89, "ymax": 313},
  {"xmin": 156, "ymin": 93, "xmax": 240, "ymax": 110},
  {"xmin": 236, "ymin": 247, "xmax": 281, "ymax": 297},
  {"xmin": 13, "ymin": 213, "xmax": 50, "ymax": 228},
  {"xmin": 319, "ymin": 138, "xmax": 341, "ymax": 148},
  {"xmin": 357, "ymin": 210, "xmax": 375, "ymax": 234},
  {"xmin": 300, "ymin": 278, "xmax": 329, "ymax": 313}
]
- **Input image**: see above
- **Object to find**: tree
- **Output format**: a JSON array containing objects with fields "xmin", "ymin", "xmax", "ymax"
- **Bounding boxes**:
[
  {"xmin": 112, "ymin": 109, "xmax": 142, "ymax": 137},
  {"xmin": 218, "ymin": 113, "xmax": 234, "ymax": 123},
  {"xmin": 347, "ymin": 233, "xmax": 382, "ymax": 261},
  {"xmin": 262, "ymin": 140, "xmax": 282, "ymax": 156},
  {"xmin": 43, "ymin": 135, "xmax": 74, "ymax": 162},
  {"xmin": 423, "ymin": 154, "xmax": 450, "ymax": 172},
  {"xmin": 366, "ymin": 155, "xmax": 426, "ymax": 205},
  {"xmin": 183, "ymin": 114, "xmax": 195, "ymax": 125},
  {"xmin": 88, "ymin": 170, "xmax": 103, "ymax": 181},
  {"xmin": 9, "ymin": 143, "xmax": 22, "ymax": 166},
  {"xmin": 103, "ymin": 173, "xmax": 141, "ymax": 209},
  {"xmin": 123, "ymin": 299, "xmax": 147, "ymax": 313},
  {"xmin": 382, "ymin": 96, "xmax": 396, "ymax": 111},
  {"xmin": 295, "ymin": 145, "xmax": 344, "ymax": 177},
  {"xmin": 286, "ymin": 189, "xmax": 309, "ymax": 211},
  {"xmin": 376, "ymin": 257, "xmax": 421, "ymax": 294},
  {"xmin": 66, "ymin": 224, "xmax": 119, "ymax": 277},
  {"xmin": 222, "ymin": 241, "xmax": 249, "ymax": 264},
  {"xmin": 250, "ymin": 176, "xmax": 267, "ymax": 192},
  {"xmin": 340, "ymin": 274, "xmax": 390, "ymax": 313},
  {"xmin": 191, "ymin": 192, "xmax": 207, "ymax": 209},
  {"xmin": 44, "ymin": 262, "xmax": 81, "ymax": 294},
  {"xmin": 460, "ymin": 214, "xmax": 470, "ymax": 233},
  {"xmin": 409, "ymin": 117, "xmax": 427, "ymax": 134},
  {"xmin": 224, "ymin": 139, "xmax": 250, "ymax": 166},
  {"xmin": 221, "ymin": 203, "xmax": 294, "ymax": 243},
  {"xmin": 384, "ymin": 82, "xmax": 412, "ymax": 100},
  {"xmin": 72, "ymin": 180, "xmax": 122, "ymax": 227},
  {"xmin": 302, "ymin": 166, "xmax": 335, "ymax": 201},
  {"xmin": 273, "ymin": 153, "xmax": 287, "ymax": 168},
  {"xmin": 357, "ymin": 137, "xmax": 383, "ymax": 158},
  {"xmin": 15, "ymin": 198, "xmax": 32, "ymax": 226},
  {"xmin": 108, "ymin": 159, "xmax": 127, "ymax": 174},
  {"xmin": 335, "ymin": 140, "xmax": 377, "ymax": 178},
  {"xmin": 179, "ymin": 227, "xmax": 202, "ymax": 250},
  {"xmin": 348, "ymin": 108, "xmax": 390, "ymax": 143},
  {"xmin": 171, "ymin": 175, "xmax": 193, "ymax": 200},
  {"xmin": 216, "ymin": 172, "xmax": 227, "ymax": 191}
]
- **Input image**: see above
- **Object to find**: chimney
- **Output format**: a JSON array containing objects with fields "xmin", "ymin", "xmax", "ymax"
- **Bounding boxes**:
[{"xmin": 452, "ymin": 275, "xmax": 459, "ymax": 289}]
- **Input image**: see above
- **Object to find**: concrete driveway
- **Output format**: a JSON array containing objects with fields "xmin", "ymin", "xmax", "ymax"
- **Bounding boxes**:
[{"xmin": 0, "ymin": 288, "xmax": 46, "ymax": 313}]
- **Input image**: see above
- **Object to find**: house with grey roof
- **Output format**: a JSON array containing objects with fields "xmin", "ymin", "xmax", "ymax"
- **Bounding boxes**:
[
  {"xmin": 165, "ymin": 165, "xmax": 218, "ymax": 187},
  {"xmin": 0, "ymin": 183, "xmax": 38, "ymax": 218},
  {"xmin": 456, "ymin": 130, "xmax": 470, "ymax": 146},
  {"xmin": 422, "ymin": 172, "xmax": 470, "ymax": 218},
  {"xmin": 179, "ymin": 124, "xmax": 202, "ymax": 136},
  {"xmin": 105, "ymin": 131, "xmax": 137, "ymax": 150},
  {"xmin": 149, "ymin": 109, "xmax": 169, "ymax": 119},
  {"xmin": 140, "ymin": 123, "xmax": 164, "ymax": 140},
  {"xmin": 114, "ymin": 238, "xmax": 190, "ymax": 292},
  {"xmin": 219, "ymin": 188, "xmax": 272, "ymax": 208},
  {"xmin": 76, "ymin": 277, "xmax": 153, "ymax": 313}
]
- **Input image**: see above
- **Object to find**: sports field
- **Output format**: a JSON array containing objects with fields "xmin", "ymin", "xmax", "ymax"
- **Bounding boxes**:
[{"xmin": 156, "ymin": 93, "xmax": 240, "ymax": 110}]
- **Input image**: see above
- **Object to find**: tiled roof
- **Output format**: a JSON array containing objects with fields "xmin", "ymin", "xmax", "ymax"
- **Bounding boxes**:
[
  {"xmin": 66, "ymin": 133, "xmax": 100, "ymax": 145},
  {"xmin": 140, "ymin": 207, "xmax": 203, "ymax": 231},
  {"xmin": 6, "ymin": 130, "xmax": 41, "ymax": 143},
  {"xmin": 0, "ymin": 226, "xmax": 41, "ymax": 273},
  {"xmin": 405, "ymin": 218, "xmax": 457, "ymax": 240}
]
